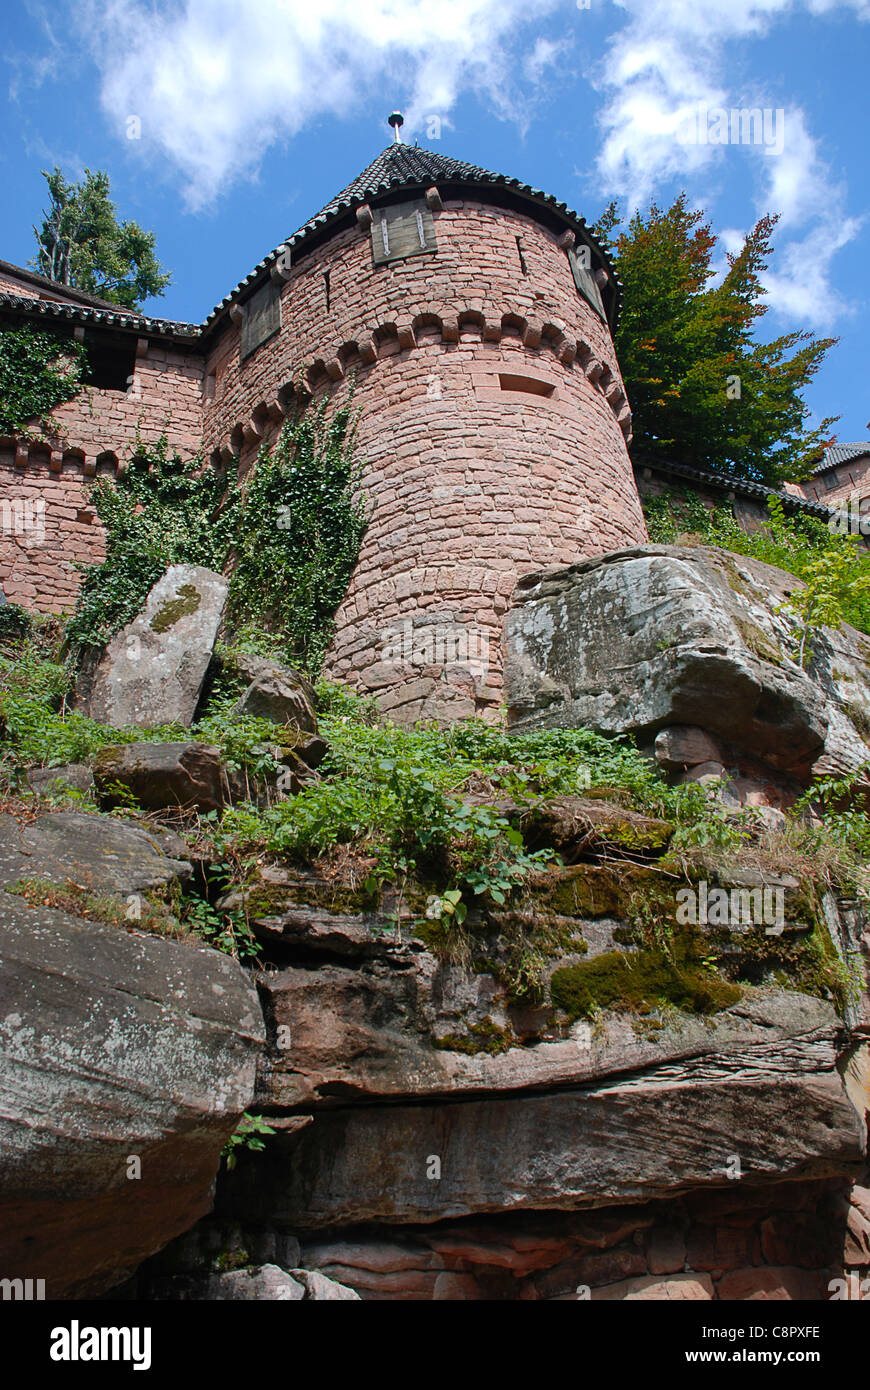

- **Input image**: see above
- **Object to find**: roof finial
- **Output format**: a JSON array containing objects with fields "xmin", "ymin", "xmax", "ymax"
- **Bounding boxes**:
[{"xmin": 388, "ymin": 111, "xmax": 404, "ymax": 144}]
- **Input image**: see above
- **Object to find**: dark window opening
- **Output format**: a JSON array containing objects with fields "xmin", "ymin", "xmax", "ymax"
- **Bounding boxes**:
[
  {"xmin": 323, "ymin": 270, "xmax": 331, "ymax": 311},
  {"xmin": 498, "ymin": 373, "xmax": 554, "ymax": 397},
  {"xmin": 82, "ymin": 332, "xmax": 137, "ymax": 392},
  {"xmin": 515, "ymin": 236, "xmax": 528, "ymax": 275}
]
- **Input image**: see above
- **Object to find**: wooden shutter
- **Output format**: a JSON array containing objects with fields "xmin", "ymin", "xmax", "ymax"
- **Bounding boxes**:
[
  {"xmin": 371, "ymin": 200, "xmax": 437, "ymax": 265},
  {"xmin": 568, "ymin": 245, "xmax": 607, "ymax": 321},
  {"xmin": 240, "ymin": 281, "xmax": 281, "ymax": 359}
]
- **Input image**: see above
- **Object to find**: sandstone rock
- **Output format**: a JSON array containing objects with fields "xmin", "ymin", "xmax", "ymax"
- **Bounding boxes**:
[
  {"xmin": 94, "ymin": 741, "xmax": 229, "ymax": 813},
  {"xmin": 655, "ymin": 725, "xmax": 726, "ymax": 770},
  {"xmin": 0, "ymin": 893, "xmax": 264, "ymax": 1298},
  {"xmin": 25, "ymin": 762, "xmax": 95, "ymax": 797},
  {"xmin": 77, "ymin": 565, "xmax": 228, "ymax": 728},
  {"xmin": 287, "ymin": 1268, "xmax": 361, "ymax": 1300},
  {"xmin": 505, "ymin": 547, "xmax": 836, "ymax": 778},
  {"xmin": 0, "ymin": 809, "xmax": 192, "ymax": 895},
  {"xmin": 646, "ymin": 1227, "xmax": 687, "ymax": 1275},
  {"xmin": 207, "ymin": 1265, "xmax": 305, "ymax": 1300},
  {"xmin": 232, "ymin": 657, "xmax": 317, "ymax": 733},
  {"xmin": 592, "ymin": 1273, "xmax": 714, "ymax": 1301},
  {"xmin": 256, "ymin": 941, "xmax": 848, "ymax": 1112},
  {"xmin": 844, "ymin": 1190, "xmax": 870, "ymax": 1265},
  {"xmin": 716, "ymin": 1267, "xmax": 826, "ymax": 1300},
  {"xmin": 519, "ymin": 797, "xmax": 674, "ymax": 861},
  {"xmin": 225, "ymin": 1001, "xmax": 863, "ymax": 1230}
]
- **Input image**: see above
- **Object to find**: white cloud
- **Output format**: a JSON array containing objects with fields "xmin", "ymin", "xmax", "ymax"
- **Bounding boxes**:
[
  {"xmin": 81, "ymin": 0, "xmax": 564, "ymax": 209},
  {"xmin": 590, "ymin": 0, "xmax": 867, "ymax": 325}
]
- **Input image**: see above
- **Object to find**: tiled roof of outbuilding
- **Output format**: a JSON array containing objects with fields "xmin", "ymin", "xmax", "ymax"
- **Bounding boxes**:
[{"xmin": 812, "ymin": 442, "xmax": 870, "ymax": 475}]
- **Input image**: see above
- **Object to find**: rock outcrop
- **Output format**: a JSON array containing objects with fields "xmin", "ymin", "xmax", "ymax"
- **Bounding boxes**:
[
  {"xmin": 0, "ymin": 809, "xmax": 193, "ymax": 896},
  {"xmin": 0, "ymin": 891, "xmax": 264, "ymax": 1298},
  {"xmin": 504, "ymin": 545, "xmax": 870, "ymax": 787},
  {"xmin": 76, "ymin": 565, "xmax": 228, "ymax": 728}
]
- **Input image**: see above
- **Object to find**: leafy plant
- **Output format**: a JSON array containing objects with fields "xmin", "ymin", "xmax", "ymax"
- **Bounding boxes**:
[
  {"xmin": 592, "ymin": 195, "xmax": 836, "ymax": 484},
  {"xmin": 32, "ymin": 166, "xmax": 171, "ymax": 309},
  {"xmin": 228, "ymin": 401, "xmax": 366, "ymax": 672},
  {"xmin": 221, "ymin": 1112, "xmax": 276, "ymax": 1170},
  {"xmin": 0, "ymin": 323, "xmax": 87, "ymax": 434}
]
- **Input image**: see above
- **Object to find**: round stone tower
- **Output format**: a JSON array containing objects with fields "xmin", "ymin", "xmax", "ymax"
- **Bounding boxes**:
[{"xmin": 202, "ymin": 122, "xmax": 647, "ymax": 721}]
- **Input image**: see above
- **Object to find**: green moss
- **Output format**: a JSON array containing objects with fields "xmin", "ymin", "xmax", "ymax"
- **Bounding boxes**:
[
  {"xmin": 150, "ymin": 583, "xmax": 202, "ymax": 633},
  {"xmin": 550, "ymin": 945, "xmax": 742, "ymax": 1021},
  {"xmin": 529, "ymin": 863, "xmax": 670, "ymax": 919},
  {"xmin": 433, "ymin": 1016, "xmax": 514, "ymax": 1055},
  {"xmin": 733, "ymin": 616, "xmax": 785, "ymax": 667}
]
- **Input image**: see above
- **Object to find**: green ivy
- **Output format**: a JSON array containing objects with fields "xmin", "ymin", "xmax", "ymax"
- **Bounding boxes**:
[
  {"xmin": 65, "ymin": 436, "xmax": 241, "ymax": 653},
  {"xmin": 66, "ymin": 402, "xmax": 366, "ymax": 676},
  {"xmin": 227, "ymin": 401, "xmax": 366, "ymax": 672},
  {"xmin": 0, "ymin": 323, "xmax": 87, "ymax": 434}
]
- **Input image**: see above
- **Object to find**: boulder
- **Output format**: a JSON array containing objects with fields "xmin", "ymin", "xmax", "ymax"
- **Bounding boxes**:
[
  {"xmin": 206, "ymin": 1266, "xmax": 305, "ymax": 1300},
  {"xmin": 25, "ymin": 762, "xmax": 95, "ymax": 797},
  {"xmin": 504, "ymin": 546, "xmax": 870, "ymax": 781},
  {"xmin": 654, "ymin": 725, "xmax": 726, "ymax": 770},
  {"xmin": 76, "ymin": 565, "xmax": 228, "ymax": 728},
  {"xmin": 94, "ymin": 742, "xmax": 229, "ymax": 813},
  {"xmin": 232, "ymin": 656, "xmax": 317, "ymax": 733},
  {"xmin": 287, "ymin": 1268, "xmax": 361, "ymax": 1301},
  {"xmin": 0, "ymin": 809, "xmax": 192, "ymax": 896},
  {"xmin": 593, "ymin": 1273, "xmax": 714, "ymax": 1301},
  {"xmin": 0, "ymin": 892, "xmax": 264, "ymax": 1298}
]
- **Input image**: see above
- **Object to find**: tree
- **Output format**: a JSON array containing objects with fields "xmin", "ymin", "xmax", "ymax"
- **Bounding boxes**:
[
  {"xmin": 592, "ymin": 196, "xmax": 837, "ymax": 485},
  {"xmin": 31, "ymin": 168, "xmax": 171, "ymax": 310}
]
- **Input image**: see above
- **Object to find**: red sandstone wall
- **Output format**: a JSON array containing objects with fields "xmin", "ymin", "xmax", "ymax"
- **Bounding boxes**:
[
  {"xmin": 0, "ymin": 344, "xmax": 204, "ymax": 611},
  {"xmin": 201, "ymin": 198, "xmax": 645, "ymax": 718}
]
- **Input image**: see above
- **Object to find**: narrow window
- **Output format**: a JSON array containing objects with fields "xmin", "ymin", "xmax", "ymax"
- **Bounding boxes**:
[
  {"xmin": 568, "ymin": 244, "xmax": 607, "ymax": 321},
  {"xmin": 323, "ymin": 270, "xmax": 331, "ymax": 311},
  {"xmin": 82, "ymin": 331, "xmax": 137, "ymax": 392},
  {"xmin": 515, "ymin": 236, "xmax": 528, "ymax": 275},
  {"xmin": 498, "ymin": 373, "xmax": 554, "ymax": 397}
]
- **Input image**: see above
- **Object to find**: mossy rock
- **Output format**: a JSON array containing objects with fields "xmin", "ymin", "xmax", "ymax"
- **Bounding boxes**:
[
  {"xmin": 150, "ymin": 584, "xmax": 202, "ymax": 634},
  {"xmin": 432, "ymin": 1015, "xmax": 515, "ymax": 1055},
  {"xmin": 526, "ymin": 862, "xmax": 671, "ymax": 920},
  {"xmin": 550, "ymin": 945, "xmax": 742, "ymax": 1021}
]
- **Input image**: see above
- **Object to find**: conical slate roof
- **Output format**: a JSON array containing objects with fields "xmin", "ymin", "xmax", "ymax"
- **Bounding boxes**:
[{"xmin": 202, "ymin": 141, "xmax": 620, "ymax": 332}]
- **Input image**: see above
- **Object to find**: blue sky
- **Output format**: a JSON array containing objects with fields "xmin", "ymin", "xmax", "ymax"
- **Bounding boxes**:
[{"xmin": 2, "ymin": 0, "xmax": 868, "ymax": 445}]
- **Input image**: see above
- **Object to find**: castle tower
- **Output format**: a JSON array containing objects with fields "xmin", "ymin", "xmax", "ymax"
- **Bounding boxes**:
[{"xmin": 202, "ymin": 122, "xmax": 647, "ymax": 721}]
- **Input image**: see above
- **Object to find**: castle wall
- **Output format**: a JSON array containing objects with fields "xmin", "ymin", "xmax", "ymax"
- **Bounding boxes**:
[
  {"xmin": 202, "ymin": 199, "xmax": 645, "ymax": 718},
  {"xmin": 0, "ymin": 343, "xmax": 204, "ymax": 611}
]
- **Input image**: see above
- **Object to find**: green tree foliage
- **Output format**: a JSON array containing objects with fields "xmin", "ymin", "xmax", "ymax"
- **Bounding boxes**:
[
  {"xmin": 644, "ymin": 488, "xmax": 870, "ymax": 641},
  {"xmin": 0, "ymin": 324, "xmax": 87, "ymax": 433},
  {"xmin": 592, "ymin": 196, "xmax": 837, "ymax": 485},
  {"xmin": 32, "ymin": 168, "xmax": 171, "ymax": 309}
]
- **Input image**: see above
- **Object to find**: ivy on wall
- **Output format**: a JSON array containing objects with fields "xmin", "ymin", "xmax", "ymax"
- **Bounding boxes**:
[
  {"xmin": 66, "ymin": 438, "xmax": 241, "ymax": 653},
  {"xmin": 66, "ymin": 401, "xmax": 366, "ymax": 674},
  {"xmin": 228, "ymin": 402, "xmax": 366, "ymax": 672},
  {"xmin": 0, "ymin": 323, "xmax": 87, "ymax": 434}
]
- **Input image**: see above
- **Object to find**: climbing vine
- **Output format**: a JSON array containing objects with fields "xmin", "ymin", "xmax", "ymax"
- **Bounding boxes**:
[
  {"xmin": 65, "ymin": 437, "xmax": 241, "ymax": 653},
  {"xmin": 227, "ymin": 402, "xmax": 366, "ymax": 672},
  {"xmin": 66, "ymin": 400, "xmax": 366, "ymax": 674},
  {"xmin": 0, "ymin": 323, "xmax": 86, "ymax": 434}
]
